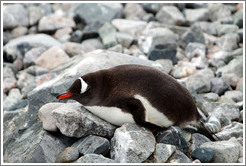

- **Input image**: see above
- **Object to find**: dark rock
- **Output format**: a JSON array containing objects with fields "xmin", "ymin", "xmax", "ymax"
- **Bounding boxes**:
[
  {"xmin": 156, "ymin": 126, "xmax": 189, "ymax": 154},
  {"xmin": 3, "ymin": 4, "xmax": 29, "ymax": 29},
  {"xmin": 98, "ymin": 23, "xmax": 117, "ymax": 48},
  {"xmin": 211, "ymin": 77, "xmax": 230, "ymax": 96},
  {"xmin": 56, "ymin": 147, "xmax": 79, "ymax": 163},
  {"xmin": 38, "ymin": 14, "xmax": 75, "ymax": 32},
  {"xmin": 81, "ymin": 21, "xmax": 102, "ymax": 41},
  {"xmin": 181, "ymin": 24, "xmax": 205, "ymax": 49},
  {"xmin": 72, "ymin": 135, "xmax": 110, "ymax": 156},
  {"xmin": 148, "ymin": 49, "xmax": 177, "ymax": 64},
  {"xmin": 190, "ymin": 133, "xmax": 212, "ymax": 152},
  {"xmin": 70, "ymin": 30, "xmax": 83, "ymax": 43},
  {"xmin": 156, "ymin": 6, "xmax": 186, "ymax": 25},
  {"xmin": 191, "ymin": 147, "xmax": 215, "ymax": 163},
  {"xmin": 74, "ymin": 154, "xmax": 115, "ymax": 163},
  {"xmin": 142, "ymin": 3, "xmax": 163, "ymax": 14},
  {"xmin": 185, "ymin": 3, "xmax": 207, "ymax": 9},
  {"xmin": 238, "ymin": 29, "xmax": 243, "ymax": 43},
  {"xmin": 110, "ymin": 123, "xmax": 155, "ymax": 163},
  {"xmin": 73, "ymin": 3, "xmax": 123, "ymax": 24}
]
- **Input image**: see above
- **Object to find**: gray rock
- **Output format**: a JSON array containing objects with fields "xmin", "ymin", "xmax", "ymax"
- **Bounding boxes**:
[
  {"xmin": 142, "ymin": 3, "xmax": 163, "ymax": 14},
  {"xmin": 38, "ymin": 14, "xmax": 75, "ymax": 32},
  {"xmin": 21, "ymin": 83, "xmax": 37, "ymax": 99},
  {"xmin": 38, "ymin": 103, "xmax": 63, "ymax": 132},
  {"xmin": 3, "ymin": 66, "xmax": 17, "ymax": 93},
  {"xmin": 224, "ymin": 90, "xmax": 243, "ymax": 102},
  {"xmin": 17, "ymin": 71, "xmax": 35, "ymax": 89},
  {"xmin": 221, "ymin": 73, "xmax": 240, "ymax": 88},
  {"xmin": 108, "ymin": 44, "xmax": 123, "ymax": 53},
  {"xmin": 27, "ymin": 50, "xmax": 164, "ymax": 126},
  {"xmin": 168, "ymin": 150, "xmax": 192, "ymax": 163},
  {"xmin": 181, "ymin": 24, "xmax": 205, "ymax": 49},
  {"xmin": 39, "ymin": 3, "xmax": 53, "ymax": 16},
  {"xmin": 156, "ymin": 6, "xmax": 185, "ymax": 25},
  {"xmin": 185, "ymin": 42, "xmax": 205, "ymax": 60},
  {"xmin": 35, "ymin": 46, "xmax": 70, "ymax": 70},
  {"xmin": 54, "ymin": 27, "xmax": 72, "ymax": 42},
  {"xmin": 236, "ymin": 77, "xmax": 243, "ymax": 93},
  {"xmin": 203, "ymin": 93, "xmax": 219, "ymax": 102},
  {"xmin": 153, "ymin": 143, "xmax": 176, "ymax": 163},
  {"xmin": 72, "ymin": 3, "xmax": 123, "ymax": 24},
  {"xmin": 3, "ymin": 32, "xmax": 13, "ymax": 45},
  {"xmin": 3, "ymin": 88, "xmax": 22, "ymax": 111},
  {"xmin": 3, "ymin": 123, "xmax": 70, "ymax": 163},
  {"xmin": 217, "ymin": 33, "xmax": 239, "ymax": 52},
  {"xmin": 208, "ymin": 4, "xmax": 233, "ymax": 22},
  {"xmin": 156, "ymin": 126, "xmax": 189, "ymax": 154},
  {"xmin": 216, "ymin": 122, "xmax": 243, "ymax": 140},
  {"xmin": 191, "ymin": 147, "xmax": 215, "ymax": 163},
  {"xmin": 80, "ymin": 21, "xmax": 102, "ymax": 41},
  {"xmin": 26, "ymin": 66, "xmax": 49, "ymax": 76},
  {"xmin": 52, "ymin": 103, "xmax": 116, "ymax": 138},
  {"xmin": 116, "ymin": 32, "xmax": 134, "ymax": 48},
  {"xmin": 184, "ymin": 8, "xmax": 209, "ymax": 23},
  {"xmin": 112, "ymin": 19, "xmax": 147, "ymax": 36},
  {"xmin": 110, "ymin": 123, "xmax": 155, "ymax": 163},
  {"xmin": 212, "ymin": 103, "xmax": 240, "ymax": 121},
  {"xmin": 28, "ymin": 6, "xmax": 43, "ymax": 25},
  {"xmin": 70, "ymin": 30, "xmax": 83, "ymax": 43},
  {"xmin": 98, "ymin": 23, "xmax": 117, "ymax": 48},
  {"xmin": 190, "ymin": 133, "xmax": 212, "ymax": 152},
  {"xmin": 155, "ymin": 59, "xmax": 173, "ymax": 74},
  {"xmin": 170, "ymin": 61, "xmax": 197, "ymax": 79},
  {"xmin": 201, "ymin": 139, "xmax": 241, "ymax": 163},
  {"xmin": 210, "ymin": 78, "xmax": 230, "ymax": 96},
  {"xmin": 11, "ymin": 26, "xmax": 28, "ymax": 38},
  {"xmin": 233, "ymin": 10, "xmax": 243, "ymax": 28},
  {"xmin": 3, "ymin": 4, "xmax": 29, "ymax": 29},
  {"xmin": 56, "ymin": 147, "xmax": 79, "ymax": 163},
  {"xmin": 217, "ymin": 24, "xmax": 239, "ymax": 36},
  {"xmin": 74, "ymin": 154, "xmax": 115, "ymax": 163},
  {"xmin": 81, "ymin": 38, "xmax": 104, "ymax": 53},
  {"xmin": 185, "ymin": 68, "xmax": 214, "ymax": 93},
  {"xmin": 62, "ymin": 42, "xmax": 85, "ymax": 57},
  {"xmin": 148, "ymin": 49, "xmax": 177, "ymax": 64},
  {"xmin": 23, "ymin": 46, "xmax": 47, "ymax": 68},
  {"xmin": 123, "ymin": 3, "xmax": 147, "ymax": 21},
  {"xmin": 72, "ymin": 135, "xmax": 110, "ymax": 156},
  {"xmin": 216, "ymin": 56, "xmax": 243, "ymax": 77}
]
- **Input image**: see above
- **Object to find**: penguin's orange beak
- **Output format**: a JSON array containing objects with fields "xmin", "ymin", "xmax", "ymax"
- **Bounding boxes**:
[{"xmin": 56, "ymin": 93, "xmax": 73, "ymax": 99}]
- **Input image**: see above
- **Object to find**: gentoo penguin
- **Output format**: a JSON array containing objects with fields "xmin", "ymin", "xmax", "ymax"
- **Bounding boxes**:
[{"xmin": 57, "ymin": 64, "xmax": 215, "ymax": 140}]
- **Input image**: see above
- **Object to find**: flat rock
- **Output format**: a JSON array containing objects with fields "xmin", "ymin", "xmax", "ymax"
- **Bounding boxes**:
[
  {"xmin": 112, "ymin": 19, "xmax": 147, "ymax": 36},
  {"xmin": 156, "ymin": 6, "xmax": 185, "ymax": 25},
  {"xmin": 74, "ymin": 154, "xmax": 115, "ymax": 163},
  {"xmin": 72, "ymin": 135, "xmax": 110, "ymax": 156},
  {"xmin": 216, "ymin": 24, "xmax": 239, "ymax": 36},
  {"xmin": 153, "ymin": 143, "xmax": 176, "ymax": 163},
  {"xmin": 208, "ymin": 4, "xmax": 233, "ymax": 22},
  {"xmin": 52, "ymin": 102, "xmax": 116, "ymax": 138},
  {"xmin": 35, "ymin": 46, "xmax": 70, "ymax": 70},
  {"xmin": 110, "ymin": 123, "xmax": 155, "ymax": 163},
  {"xmin": 81, "ymin": 38, "xmax": 104, "ymax": 53},
  {"xmin": 148, "ymin": 49, "xmax": 177, "ymax": 64},
  {"xmin": 72, "ymin": 3, "xmax": 123, "ymax": 24},
  {"xmin": 3, "ymin": 4, "xmax": 29, "ymax": 29},
  {"xmin": 200, "ymin": 139, "xmax": 241, "ymax": 163},
  {"xmin": 56, "ymin": 147, "xmax": 79, "ymax": 163},
  {"xmin": 156, "ymin": 126, "xmax": 189, "ymax": 154},
  {"xmin": 38, "ymin": 14, "xmax": 75, "ymax": 32}
]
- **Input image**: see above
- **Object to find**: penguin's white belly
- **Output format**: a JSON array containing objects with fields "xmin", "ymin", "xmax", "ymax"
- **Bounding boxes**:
[
  {"xmin": 134, "ymin": 94, "xmax": 174, "ymax": 128},
  {"xmin": 84, "ymin": 106, "xmax": 135, "ymax": 126}
]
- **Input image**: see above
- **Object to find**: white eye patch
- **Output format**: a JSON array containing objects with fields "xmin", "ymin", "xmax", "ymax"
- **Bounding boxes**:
[{"xmin": 79, "ymin": 77, "xmax": 88, "ymax": 94}]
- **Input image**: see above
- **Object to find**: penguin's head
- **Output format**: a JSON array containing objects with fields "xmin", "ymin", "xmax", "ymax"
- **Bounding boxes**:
[{"xmin": 56, "ymin": 77, "xmax": 90, "ymax": 103}]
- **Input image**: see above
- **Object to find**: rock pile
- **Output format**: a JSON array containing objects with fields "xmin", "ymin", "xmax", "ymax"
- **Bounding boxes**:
[{"xmin": 3, "ymin": 3, "xmax": 243, "ymax": 163}]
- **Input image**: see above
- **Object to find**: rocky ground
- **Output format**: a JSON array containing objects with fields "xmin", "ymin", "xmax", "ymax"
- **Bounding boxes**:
[{"xmin": 2, "ymin": 3, "xmax": 244, "ymax": 163}]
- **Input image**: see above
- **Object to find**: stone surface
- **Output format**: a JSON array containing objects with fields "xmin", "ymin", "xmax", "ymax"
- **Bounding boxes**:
[
  {"xmin": 216, "ymin": 24, "xmax": 239, "ymax": 36},
  {"xmin": 56, "ymin": 147, "xmax": 79, "ymax": 163},
  {"xmin": 210, "ymin": 78, "xmax": 230, "ymax": 96},
  {"xmin": 26, "ymin": 66, "xmax": 49, "ymax": 76},
  {"xmin": 23, "ymin": 46, "xmax": 47, "ymax": 68},
  {"xmin": 112, "ymin": 19, "xmax": 147, "ymax": 36},
  {"xmin": 72, "ymin": 3, "xmax": 123, "ymax": 24},
  {"xmin": 168, "ymin": 150, "xmax": 192, "ymax": 163},
  {"xmin": 3, "ymin": 66, "xmax": 17, "ymax": 93},
  {"xmin": 74, "ymin": 154, "xmax": 115, "ymax": 163},
  {"xmin": 72, "ymin": 135, "xmax": 110, "ymax": 156},
  {"xmin": 223, "ymin": 90, "xmax": 243, "ymax": 102},
  {"xmin": 191, "ymin": 147, "xmax": 215, "ymax": 163},
  {"xmin": 156, "ymin": 6, "xmax": 185, "ymax": 25},
  {"xmin": 221, "ymin": 73, "xmax": 240, "ymax": 88},
  {"xmin": 38, "ymin": 103, "xmax": 63, "ymax": 132},
  {"xmin": 54, "ymin": 27, "xmax": 73, "ymax": 42},
  {"xmin": 184, "ymin": 8, "xmax": 209, "ymax": 23},
  {"xmin": 3, "ymin": 88, "xmax": 22, "ymax": 111},
  {"xmin": 3, "ymin": 4, "xmax": 29, "ymax": 29},
  {"xmin": 123, "ymin": 3, "xmax": 147, "ymax": 21},
  {"xmin": 185, "ymin": 68, "xmax": 214, "ymax": 93},
  {"xmin": 215, "ymin": 122, "xmax": 243, "ymax": 140},
  {"xmin": 62, "ymin": 42, "xmax": 85, "ymax": 57},
  {"xmin": 110, "ymin": 123, "xmax": 155, "ymax": 163},
  {"xmin": 80, "ymin": 21, "xmax": 102, "ymax": 41},
  {"xmin": 28, "ymin": 6, "xmax": 43, "ymax": 25},
  {"xmin": 216, "ymin": 57, "xmax": 243, "ymax": 77},
  {"xmin": 203, "ymin": 93, "xmax": 219, "ymax": 102},
  {"xmin": 142, "ymin": 3, "xmax": 163, "ymax": 14},
  {"xmin": 52, "ymin": 102, "xmax": 116, "ymax": 138},
  {"xmin": 153, "ymin": 143, "xmax": 176, "ymax": 163},
  {"xmin": 11, "ymin": 26, "xmax": 28, "ymax": 38},
  {"xmin": 233, "ymin": 10, "xmax": 243, "ymax": 28},
  {"xmin": 236, "ymin": 77, "xmax": 243, "ymax": 93},
  {"xmin": 81, "ymin": 38, "xmax": 104, "ymax": 53},
  {"xmin": 35, "ymin": 46, "xmax": 70, "ymax": 70},
  {"xmin": 116, "ymin": 32, "xmax": 134, "ymax": 48},
  {"xmin": 185, "ymin": 42, "xmax": 206, "ymax": 60},
  {"xmin": 156, "ymin": 126, "xmax": 189, "ymax": 154},
  {"xmin": 155, "ymin": 59, "xmax": 173, "ymax": 74},
  {"xmin": 98, "ymin": 23, "xmax": 117, "ymax": 48},
  {"xmin": 190, "ymin": 133, "xmax": 212, "ymax": 152},
  {"xmin": 217, "ymin": 33, "xmax": 239, "ymax": 52},
  {"xmin": 201, "ymin": 139, "xmax": 241, "ymax": 163},
  {"xmin": 148, "ymin": 49, "xmax": 177, "ymax": 64},
  {"xmin": 38, "ymin": 14, "xmax": 75, "ymax": 32}
]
